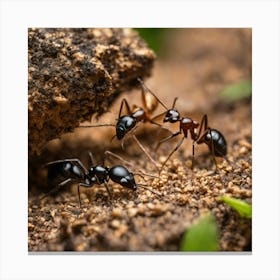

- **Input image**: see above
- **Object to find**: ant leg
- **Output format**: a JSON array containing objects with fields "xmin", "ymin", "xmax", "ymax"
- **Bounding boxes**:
[
  {"xmin": 192, "ymin": 140, "xmax": 195, "ymax": 170},
  {"xmin": 155, "ymin": 131, "xmax": 181, "ymax": 151},
  {"xmin": 119, "ymin": 98, "xmax": 132, "ymax": 118},
  {"xmin": 77, "ymin": 184, "xmax": 82, "ymax": 208},
  {"xmin": 103, "ymin": 181, "xmax": 112, "ymax": 200},
  {"xmin": 150, "ymin": 119, "xmax": 163, "ymax": 127},
  {"xmin": 88, "ymin": 151, "xmax": 95, "ymax": 166},
  {"xmin": 132, "ymin": 134, "xmax": 159, "ymax": 171},
  {"xmin": 149, "ymin": 116, "xmax": 174, "ymax": 152},
  {"xmin": 104, "ymin": 150, "xmax": 134, "ymax": 168},
  {"xmin": 40, "ymin": 178, "xmax": 74, "ymax": 202},
  {"xmin": 150, "ymin": 111, "xmax": 168, "ymax": 123},
  {"xmin": 120, "ymin": 122, "xmax": 141, "ymax": 150},
  {"xmin": 159, "ymin": 136, "xmax": 185, "ymax": 173},
  {"xmin": 209, "ymin": 128, "xmax": 219, "ymax": 172},
  {"xmin": 137, "ymin": 78, "xmax": 168, "ymax": 110},
  {"xmin": 77, "ymin": 181, "xmax": 96, "ymax": 207},
  {"xmin": 196, "ymin": 116, "xmax": 218, "ymax": 172},
  {"xmin": 192, "ymin": 115, "xmax": 209, "ymax": 169},
  {"xmin": 150, "ymin": 118, "xmax": 173, "ymax": 133},
  {"xmin": 196, "ymin": 114, "xmax": 208, "ymax": 142}
]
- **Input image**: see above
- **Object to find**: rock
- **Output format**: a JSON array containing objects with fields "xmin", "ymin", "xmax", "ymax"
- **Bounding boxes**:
[{"xmin": 28, "ymin": 28, "xmax": 155, "ymax": 156}]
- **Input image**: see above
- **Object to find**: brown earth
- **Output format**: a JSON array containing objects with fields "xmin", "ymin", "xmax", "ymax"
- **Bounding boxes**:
[
  {"xmin": 28, "ymin": 28, "xmax": 252, "ymax": 252},
  {"xmin": 28, "ymin": 28, "xmax": 155, "ymax": 156}
]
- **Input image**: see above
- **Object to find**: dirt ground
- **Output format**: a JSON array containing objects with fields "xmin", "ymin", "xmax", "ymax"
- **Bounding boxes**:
[{"xmin": 28, "ymin": 28, "xmax": 252, "ymax": 251}]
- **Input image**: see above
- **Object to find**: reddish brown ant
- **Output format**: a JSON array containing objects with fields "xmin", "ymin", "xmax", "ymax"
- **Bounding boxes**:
[
  {"xmin": 156, "ymin": 97, "xmax": 227, "ymax": 173},
  {"xmin": 79, "ymin": 78, "xmax": 168, "ymax": 170}
]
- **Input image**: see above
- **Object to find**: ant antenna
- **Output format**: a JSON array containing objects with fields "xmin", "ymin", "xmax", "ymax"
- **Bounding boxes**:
[
  {"xmin": 105, "ymin": 150, "xmax": 133, "ymax": 167},
  {"xmin": 137, "ymin": 184, "xmax": 162, "ymax": 198},
  {"xmin": 137, "ymin": 184, "xmax": 175, "ymax": 205},
  {"xmin": 104, "ymin": 150, "xmax": 159, "ymax": 179},
  {"xmin": 172, "ymin": 97, "xmax": 178, "ymax": 109},
  {"xmin": 137, "ymin": 77, "xmax": 168, "ymax": 110},
  {"xmin": 132, "ymin": 134, "xmax": 159, "ymax": 172},
  {"xmin": 134, "ymin": 172, "xmax": 159, "ymax": 180},
  {"xmin": 110, "ymin": 134, "xmax": 117, "ymax": 143},
  {"xmin": 78, "ymin": 123, "xmax": 115, "ymax": 128},
  {"xmin": 88, "ymin": 151, "xmax": 95, "ymax": 166}
]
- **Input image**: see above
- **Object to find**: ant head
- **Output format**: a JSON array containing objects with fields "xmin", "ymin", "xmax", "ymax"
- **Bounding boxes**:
[
  {"xmin": 116, "ymin": 116, "xmax": 137, "ymax": 140},
  {"xmin": 164, "ymin": 109, "xmax": 180, "ymax": 123},
  {"xmin": 109, "ymin": 165, "xmax": 137, "ymax": 190},
  {"xmin": 120, "ymin": 173, "xmax": 137, "ymax": 190}
]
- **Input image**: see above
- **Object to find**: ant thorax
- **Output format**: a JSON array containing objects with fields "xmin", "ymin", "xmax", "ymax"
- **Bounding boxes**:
[
  {"xmin": 89, "ymin": 165, "xmax": 109, "ymax": 184},
  {"xmin": 131, "ymin": 107, "xmax": 147, "ymax": 122},
  {"xmin": 180, "ymin": 117, "xmax": 199, "ymax": 139}
]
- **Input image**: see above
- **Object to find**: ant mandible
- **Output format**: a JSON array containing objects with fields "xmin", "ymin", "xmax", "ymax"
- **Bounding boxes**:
[
  {"xmin": 80, "ymin": 78, "xmax": 168, "ymax": 170},
  {"xmin": 43, "ymin": 152, "xmax": 160, "ymax": 207},
  {"xmin": 156, "ymin": 97, "xmax": 227, "ymax": 172}
]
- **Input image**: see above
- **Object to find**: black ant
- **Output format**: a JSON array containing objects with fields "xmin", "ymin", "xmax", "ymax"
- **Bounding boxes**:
[
  {"xmin": 43, "ymin": 152, "xmax": 161, "ymax": 207},
  {"xmin": 79, "ymin": 78, "xmax": 168, "ymax": 170},
  {"xmin": 156, "ymin": 97, "xmax": 227, "ymax": 172}
]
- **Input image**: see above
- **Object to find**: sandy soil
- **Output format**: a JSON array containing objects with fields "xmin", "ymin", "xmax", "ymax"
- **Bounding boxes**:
[{"xmin": 28, "ymin": 28, "xmax": 252, "ymax": 251}]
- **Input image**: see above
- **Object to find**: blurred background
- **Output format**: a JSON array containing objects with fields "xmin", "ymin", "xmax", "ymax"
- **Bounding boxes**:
[{"xmin": 75, "ymin": 28, "xmax": 252, "ymax": 159}]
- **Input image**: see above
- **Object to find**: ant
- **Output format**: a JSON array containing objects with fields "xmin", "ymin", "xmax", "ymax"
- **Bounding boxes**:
[
  {"xmin": 43, "ymin": 151, "xmax": 161, "ymax": 208},
  {"xmin": 156, "ymin": 97, "xmax": 227, "ymax": 172},
  {"xmin": 79, "ymin": 78, "xmax": 169, "ymax": 170}
]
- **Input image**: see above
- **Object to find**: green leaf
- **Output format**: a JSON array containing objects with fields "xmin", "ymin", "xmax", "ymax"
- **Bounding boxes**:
[
  {"xmin": 135, "ymin": 28, "xmax": 167, "ymax": 55},
  {"xmin": 180, "ymin": 213, "xmax": 219, "ymax": 252},
  {"xmin": 219, "ymin": 80, "xmax": 252, "ymax": 101},
  {"xmin": 220, "ymin": 196, "xmax": 252, "ymax": 219}
]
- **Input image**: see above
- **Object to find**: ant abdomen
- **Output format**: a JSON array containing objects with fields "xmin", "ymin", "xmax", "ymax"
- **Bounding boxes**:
[
  {"xmin": 203, "ymin": 129, "xmax": 227, "ymax": 157},
  {"xmin": 47, "ymin": 161, "xmax": 84, "ymax": 183}
]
